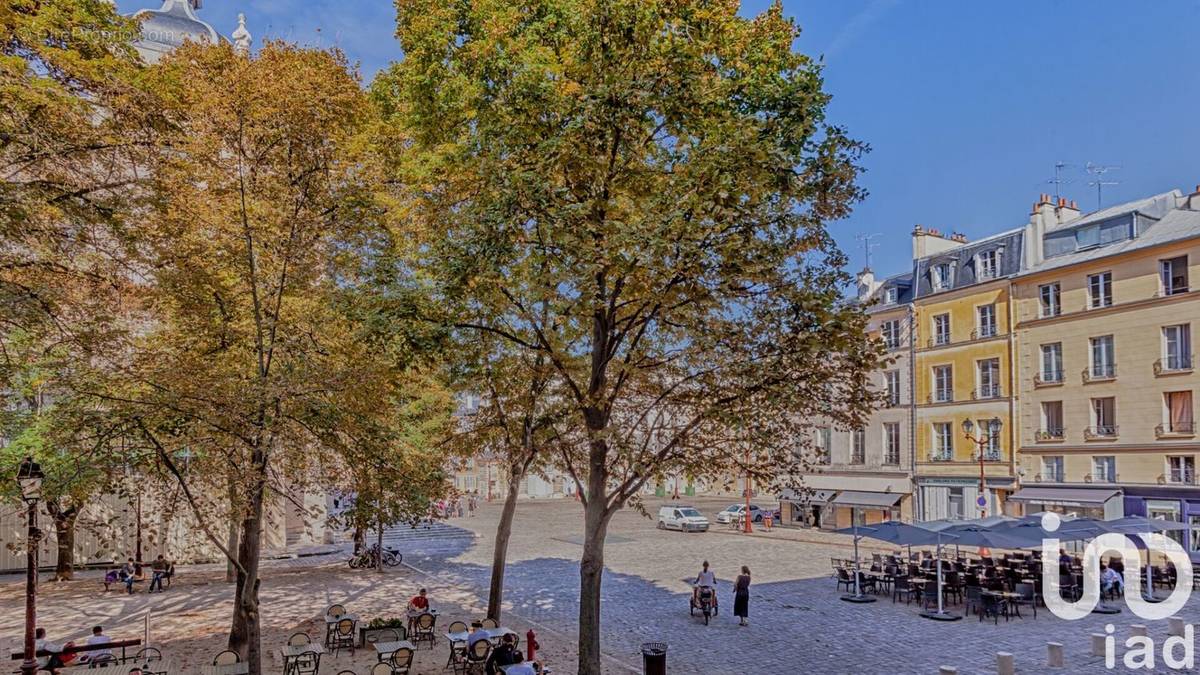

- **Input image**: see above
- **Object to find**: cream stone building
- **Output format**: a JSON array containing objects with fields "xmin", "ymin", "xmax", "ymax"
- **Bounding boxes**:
[{"xmin": 1011, "ymin": 188, "xmax": 1200, "ymax": 560}]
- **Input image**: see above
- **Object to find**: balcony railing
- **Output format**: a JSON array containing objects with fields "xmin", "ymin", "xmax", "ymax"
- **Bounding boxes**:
[
  {"xmin": 928, "ymin": 391, "xmax": 954, "ymax": 404},
  {"xmin": 973, "ymin": 450, "xmax": 1002, "ymax": 461},
  {"xmin": 1034, "ymin": 472, "xmax": 1064, "ymax": 483},
  {"xmin": 928, "ymin": 334, "xmax": 952, "ymax": 348},
  {"xmin": 1156, "ymin": 422, "xmax": 1196, "ymax": 438},
  {"xmin": 1034, "ymin": 370, "xmax": 1064, "ymax": 386},
  {"xmin": 973, "ymin": 384, "xmax": 1002, "ymax": 400},
  {"xmin": 1154, "ymin": 357, "xmax": 1194, "ymax": 376},
  {"xmin": 929, "ymin": 450, "xmax": 954, "ymax": 462},
  {"xmin": 1084, "ymin": 472, "xmax": 1119, "ymax": 483},
  {"xmin": 1084, "ymin": 425, "xmax": 1119, "ymax": 440},
  {"xmin": 971, "ymin": 327, "xmax": 998, "ymax": 340},
  {"xmin": 1082, "ymin": 364, "xmax": 1116, "ymax": 383},
  {"xmin": 1035, "ymin": 428, "xmax": 1065, "ymax": 441},
  {"xmin": 1160, "ymin": 472, "xmax": 1198, "ymax": 486},
  {"xmin": 883, "ymin": 454, "xmax": 901, "ymax": 466}
]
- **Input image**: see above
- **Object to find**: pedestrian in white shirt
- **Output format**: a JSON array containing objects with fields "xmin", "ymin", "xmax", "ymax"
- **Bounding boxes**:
[
  {"xmin": 84, "ymin": 625, "xmax": 113, "ymax": 663},
  {"xmin": 692, "ymin": 560, "xmax": 717, "ymax": 607}
]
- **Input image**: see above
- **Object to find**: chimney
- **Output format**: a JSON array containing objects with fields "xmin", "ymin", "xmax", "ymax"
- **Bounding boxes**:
[
  {"xmin": 1055, "ymin": 196, "xmax": 1080, "ymax": 222},
  {"xmin": 856, "ymin": 268, "xmax": 879, "ymax": 301},
  {"xmin": 913, "ymin": 224, "xmax": 968, "ymax": 259},
  {"xmin": 1025, "ymin": 193, "xmax": 1058, "ymax": 268},
  {"xmin": 1188, "ymin": 185, "xmax": 1200, "ymax": 211}
]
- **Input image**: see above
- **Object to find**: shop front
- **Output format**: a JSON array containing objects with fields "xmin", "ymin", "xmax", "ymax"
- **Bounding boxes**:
[
  {"xmin": 916, "ymin": 477, "xmax": 1013, "ymax": 521},
  {"xmin": 828, "ymin": 490, "xmax": 902, "ymax": 529},
  {"xmin": 1007, "ymin": 486, "xmax": 1124, "ymax": 521},
  {"xmin": 1122, "ymin": 487, "xmax": 1200, "ymax": 563},
  {"xmin": 778, "ymin": 488, "xmax": 836, "ymax": 528}
]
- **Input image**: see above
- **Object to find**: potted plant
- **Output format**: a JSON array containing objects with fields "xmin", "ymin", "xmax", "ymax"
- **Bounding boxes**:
[{"xmin": 361, "ymin": 617, "xmax": 409, "ymax": 646}]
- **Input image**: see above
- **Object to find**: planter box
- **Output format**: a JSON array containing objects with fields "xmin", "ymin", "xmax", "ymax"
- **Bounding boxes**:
[{"xmin": 360, "ymin": 625, "xmax": 409, "ymax": 647}]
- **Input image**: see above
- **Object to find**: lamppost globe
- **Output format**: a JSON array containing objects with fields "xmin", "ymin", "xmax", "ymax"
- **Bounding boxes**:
[
  {"xmin": 988, "ymin": 417, "xmax": 1002, "ymax": 434},
  {"xmin": 961, "ymin": 419, "xmax": 974, "ymax": 436},
  {"xmin": 16, "ymin": 457, "xmax": 43, "ymax": 505}
]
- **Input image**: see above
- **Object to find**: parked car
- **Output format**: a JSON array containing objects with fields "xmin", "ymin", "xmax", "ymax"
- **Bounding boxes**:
[
  {"xmin": 657, "ymin": 505, "xmax": 710, "ymax": 532},
  {"xmin": 715, "ymin": 503, "xmax": 764, "ymax": 524}
]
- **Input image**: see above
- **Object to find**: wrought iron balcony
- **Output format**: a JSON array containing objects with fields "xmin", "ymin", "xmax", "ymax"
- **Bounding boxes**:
[
  {"xmin": 928, "ymin": 390, "xmax": 954, "ymax": 404},
  {"xmin": 973, "ymin": 450, "xmax": 1002, "ymax": 461},
  {"xmin": 1034, "ymin": 370, "xmax": 1064, "ymax": 387},
  {"xmin": 973, "ymin": 384, "xmax": 1002, "ymax": 400},
  {"xmin": 971, "ymin": 326, "xmax": 998, "ymax": 340},
  {"xmin": 929, "ymin": 450, "xmax": 954, "ymax": 462},
  {"xmin": 1083, "ymin": 425, "xmax": 1119, "ymax": 440},
  {"xmin": 1160, "ymin": 472, "xmax": 1198, "ymax": 486},
  {"xmin": 1156, "ymin": 422, "xmax": 1196, "ymax": 438},
  {"xmin": 928, "ymin": 334, "xmax": 952, "ymax": 348},
  {"xmin": 1035, "ymin": 428, "xmax": 1065, "ymax": 441},
  {"xmin": 1082, "ymin": 364, "xmax": 1116, "ymax": 383},
  {"xmin": 1084, "ymin": 473, "xmax": 1119, "ymax": 484},
  {"xmin": 1034, "ymin": 472, "xmax": 1064, "ymax": 483},
  {"xmin": 1154, "ymin": 357, "xmax": 1194, "ymax": 376}
]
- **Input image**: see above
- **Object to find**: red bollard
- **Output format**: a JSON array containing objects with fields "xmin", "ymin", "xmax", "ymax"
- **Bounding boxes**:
[{"xmin": 527, "ymin": 629, "xmax": 539, "ymax": 662}]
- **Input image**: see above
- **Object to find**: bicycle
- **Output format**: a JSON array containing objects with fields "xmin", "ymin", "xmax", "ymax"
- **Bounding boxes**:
[{"xmin": 348, "ymin": 544, "xmax": 403, "ymax": 569}]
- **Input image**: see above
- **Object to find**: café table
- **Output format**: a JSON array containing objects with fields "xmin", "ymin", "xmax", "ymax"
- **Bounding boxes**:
[{"xmin": 373, "ymin": 640, "xmax": 416, "ymax": 663}]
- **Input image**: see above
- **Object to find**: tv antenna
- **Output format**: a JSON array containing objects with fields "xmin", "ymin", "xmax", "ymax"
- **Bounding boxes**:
[
  {"xmin": 1085, "ymin": 162, "xmax": 1121, "ymax": 210},
  {"xmin": 1046, "ymin": 161, "xmax": 1073, "ymax": 201},
  {"xmin": 855, "ymin": 233, "xmax": 882, "ymax": 270}
]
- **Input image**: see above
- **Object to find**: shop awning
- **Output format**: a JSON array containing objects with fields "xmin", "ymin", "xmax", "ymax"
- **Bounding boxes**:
[
  {"xmin": 778, "ymin": 488, "xmax": 836, "ymax": 504},
  {"xmin": 829, "ymin": 490, "xmax": 903, "ymax": 508},
  {"xmin": 1008, "ymin": 487, "xmax": 1121, "ymax": 507}
]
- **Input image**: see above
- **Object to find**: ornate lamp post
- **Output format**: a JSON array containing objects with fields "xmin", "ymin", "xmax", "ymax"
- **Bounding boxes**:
[
  {"xmin": 17, "ymin": 457, "xmax": 45, "ymax": 675},
  {"xmin": 962, "ymin": 418, "xmax": 1002, "ymax": 517}
]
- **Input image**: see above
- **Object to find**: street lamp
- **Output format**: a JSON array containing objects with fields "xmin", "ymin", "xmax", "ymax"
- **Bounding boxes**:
[
  {"xmin": 17, "ymin": 457, "xmax": 44, "ymax": 675},
  {"xmin": 962, "ymin": 418, "xmax": 1002, "ymax": 517}
]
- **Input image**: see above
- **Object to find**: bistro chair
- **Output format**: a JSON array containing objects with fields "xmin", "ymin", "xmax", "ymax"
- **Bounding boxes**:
[
  {"xmin": 135, "ymin": 648, "xmax": 163, "ymax": 662},
  {"xmin": 979, "ymin": 592, "xmax": 1009, "ymax": 624},
  {"xmin": 371, "ymin": 663, "xmax": 393, "ymax": 675},
  {"xmin": 90, "ymin": 655, "xmax": 118, "ymax": 668},
  {"xmin": 366, "ymin": 627, "xmax": 401, "ymax": 650},
  {"xmin": 413, "ymin": 612, "xmax": 438, "ymax": 649},
  {"xmin": 330, "ymin": 617, "xmax": 356, "ymax": 656},
  {"xmin": 327, "ymin": 603, "xmax": 348, "ymax": 619},
  {"xmin": 964, "ymin": 585, "xmax": 982, "ymax": 617},
  {"xmin": 391, "ymin": 647, "xmax": 415, "ymax": 675},
  {"xmin": 892, "ymin": 576, "xmax": 918, "ymax": 604},
  {"xmin": 447, "ymin": 620, "xmax": 469, "ymax": 635},
  {"xmin": 480, "ymin": 618, "xmax": 499, "ymax": 630},
  {"xmin": 1010, "ymin": 582, "xmax": 1037, "ymax": 619},
  {"xmin": 835, "ymin": 568, "xmax": 854, "ymax": 593},
  {"xmin": 942, "ymin": 572, "xmax": 963, "ymax": 604},
  {"xmin": 464, "ymin": 639, "xmax": 491, "ymax": 675},
  {"xmin": 213, "ymin": 650, "xmax": 241, "ymax": 666},
  {"xmin": 288, "ymin": 632, "xmax": 312, "ymax": 647}
]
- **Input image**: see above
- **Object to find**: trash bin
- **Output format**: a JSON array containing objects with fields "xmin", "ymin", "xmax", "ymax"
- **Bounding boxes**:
[{"xmin": 641, "ymin": 642, "xmax": 667, "ymax": 675}]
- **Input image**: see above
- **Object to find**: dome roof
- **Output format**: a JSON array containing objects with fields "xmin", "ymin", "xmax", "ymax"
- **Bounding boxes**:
[{"xmin": 132, "ymin": 0, "xmax": 221, "ymax": 64}]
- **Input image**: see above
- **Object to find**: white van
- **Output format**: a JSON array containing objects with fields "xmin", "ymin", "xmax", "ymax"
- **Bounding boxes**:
[{"xmin": 657, "ymin": 505, "xmax": 710, "ymax": 532}]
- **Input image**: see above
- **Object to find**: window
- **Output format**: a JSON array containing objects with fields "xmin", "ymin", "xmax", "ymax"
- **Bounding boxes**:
[
  {"xmin": 1040, "ymin": 401, "xmax": 1064, "ymax": 439},
  {"xmin": 933, "ymin": 365, "xmax": 953, "ymax": 403},
  {"xmin": 976, "ymin": 358, "xmax": 1000, "ymax": 399},
  {"xmin": 1040, "ymin": 343, "xmax": 1063, "ymax": 382},
  {"xmin": 816, "ymin": 427, "xmax": 832, "ymax": 464},
  {"xmin": 933, "ymin": 313, "xmax": 951, "ymax": 345},
  {"xmin": 933, "ymin": 422, "xmax": 953, "ymax": 461},
  {"xmin": 977, "ymin": 418, "xmax": 1000, "ymax": 460},
  {"xmin": 883, "ymin": 423, "xmax": 901, "ymax": 465},
  {"xmin": 1091, "ymin": 397, "xmax": 1116, "ymax": 436},
  {"xmin": 1087, "ymin": 271, "xmax": 1112, "ymax": 309},
  {"xmin": 1161, "ymin": 256, "xmax": 1189, "ymax": 296},
  {"xmin": 1163, "ymin": 324, "xmax": 1192, "ymax": 371},
  {"xmin": 1039, "ymin": 283, "xmax": 1061, "ymax": 317},
  {"xmin": 977, "ymin": 250, "xmax": 999, "ymax": 279},
  {"xmin": 884, "ymin": 287, "xmax": 898, "ymax": 304},
  {"xmin": 932, "ymin": 263, "xmax": 952, "ymax": 291},
  {"xmin": 1092, "ymin": 456, "xmax": 1116, "ymax": 483},
  {"xmin": 1042, "ymin": 456, "xmax": 1064, "ymax": 482},
  {"xmin": 1147, "ymin": 499, "xmax": 1184, "ymax": 546},
  {"xmin": 1165, "ymin": 391, "xmax": 1194, "ymax": 433},
  {"xmin": 880, "ymin": 319, "xmax": 902, "ymax": 350},
  {"xmin": 1089, "ymin": 335, "xmax": 1115, "ymax": 378},
  {"xmin": 976, "ymin": 304, "xmax": 997, "ymax": 338},
  {"xmin": 1191, "ymin": 514, "xmax": 1200, "ymax": 554},
  {"xmin": 884, "ymin": 370, "xmax": 901, "ymax": 406},
  {"xmin": 851, "ymin": 429, "xmax": 866, "ymax": 464}
]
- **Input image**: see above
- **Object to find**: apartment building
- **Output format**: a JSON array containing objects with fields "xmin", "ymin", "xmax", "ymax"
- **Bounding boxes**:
[
  {"xmin": 911, "ymin": 226, "xmax": 1023, "ymax": 520},
  {"xmin": 1011, "ymin": 189, "xmax": 1200, "ymax": 560},
  {"xmin": 779, "ymin": 270, "xmax": 915, "ymax": 528}
]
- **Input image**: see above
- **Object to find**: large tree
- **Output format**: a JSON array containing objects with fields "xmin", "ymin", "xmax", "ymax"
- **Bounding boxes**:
[
  {"xmin": 383, "ymin": 1, "xmax": 882, "ymax": 671},
  {"xmin": 83, "ymin": 41, "xmax": 397, "ymax": 672}
]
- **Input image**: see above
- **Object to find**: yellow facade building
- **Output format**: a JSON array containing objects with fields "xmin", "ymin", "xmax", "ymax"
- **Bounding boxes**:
[
  {"xmin": 911, "ymin": 226, "xmax": 1022, "ymax": 520},
  {"xmin": 1011, "ymin": 190, "xmax": 1200, "ymax": 561}
]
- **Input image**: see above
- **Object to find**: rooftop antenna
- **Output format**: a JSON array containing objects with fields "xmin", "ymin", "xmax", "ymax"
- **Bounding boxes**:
[
  {"xmin": 1085, "ymin": 162, "xmax": 1121, "ymax": 210},
  {"xmin": 1046, "ymin": 161, "xmax": 1073, "ymax": 202},
  {"xmin": 855, "ymin": 233, "xmax": 882, "ymax": 270}
]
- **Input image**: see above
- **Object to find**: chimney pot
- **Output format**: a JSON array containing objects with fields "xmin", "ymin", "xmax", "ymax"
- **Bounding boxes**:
[
  {"xmin": 1057, "ymin": 197, "xmax": 1067, "ymax": 207},
  {"xmin": 1069, "ymin": 200, "xmax": 1078, "ymax": 209},
  {"xmin": 1194, "ymin": 184, "xmax": 1200, "ymax": 194}
]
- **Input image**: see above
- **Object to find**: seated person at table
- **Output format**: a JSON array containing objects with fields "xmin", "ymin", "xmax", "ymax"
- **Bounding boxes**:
[
  {"xmin": 485, "ymin": 633, "xmax": 523, "ymax": 675},
  {"xmin": 408, "ymin": 588, "xmax": 430, "ymax": 613},
  {"xmin": 1101, "ymin": 565, "xmax": 1124, "ymax": 595},
  {"xmin": 35, "ymin": 627, "xmax": 65, "ymax": 674},
  {"xmin": 83, "ymin": 625, "xmax": 113, "ymax": 663},
  {"xmin": 467, "ymin": 621, "xmax": 490, "ymax": 649},
  {"xmin": 1109, "ymin": 555, "xmax": 1125, "ymax": 576}
]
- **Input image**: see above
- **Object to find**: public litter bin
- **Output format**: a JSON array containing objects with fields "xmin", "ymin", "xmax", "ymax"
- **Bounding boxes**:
[{"xmin": 641, "ymin": 642, "xmax": 667, "ymax": 675}]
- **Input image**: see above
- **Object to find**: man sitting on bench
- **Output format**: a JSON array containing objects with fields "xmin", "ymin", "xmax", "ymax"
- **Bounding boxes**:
[{"xmin": 34, "ymin": 627, "xmax": 65, "ymax": 674}]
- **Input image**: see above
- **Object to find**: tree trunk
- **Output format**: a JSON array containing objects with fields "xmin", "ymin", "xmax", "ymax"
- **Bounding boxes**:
[
  {"xmin": 51, "ymin": 511, "xmax": 77, "ymax": 582},
  {"xmin": 487, "ymin": 466, "xmax": 524, "ymax": 621},
  {"xmin": 577, "ymin": 487, "xmax": 611, "ymax": 675},
  {"xmin": 376, "ymin": 520, "xmax": 384, "ymax": 573},
  {"xmin": 228, "ymin": 450, "xmax": 266, "ymax": 673},
  {"xmin": 225, "ymin": 478, "xmax": 240, "ymax": 584}
]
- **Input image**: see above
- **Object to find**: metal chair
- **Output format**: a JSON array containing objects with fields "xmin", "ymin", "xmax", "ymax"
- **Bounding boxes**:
[
  {"xmin": 90, "ymin": 655, "xmax": 118, "ymax": 669},
  {"xmin": 327, "ymin": 603, "xmax": 347, "ymax": 618},
  {"xmin": 366, "ymin": 627, "xmax": 400, "ymax": 651},
  {"xmin": 330, "ymin": 617, "xmax": 356, "ymax": 656},
  {"xmin": 213, "ymin": 650, "xmax": 240, "ymax": 666},
  {"xmin": 370, "ymin": 663, "xmax": 393, "ymax": 675},
  {"xmin": 447, "ymin": 620, "xmax": 468, "ymax": 635},
  {"xmin": 1010, "ymin": 582, "xmax": 1038, "ymax": 619},
  {"xmin": 288, "ymin": 632, "xmax": 312, "ymax": 647},
  {"xmin": 464, "ymin": 640, "xmax": 491, "ymax": 675},
  {"xmin": 412, "ymin": 612, "xmax": 437, "ymax": 649},
  {"xmin": 391, "ymin": 647, "xmax": 415, "ymax": 675},
  {"xmin": 480, "ymin": 617, "xmax": 499, "ymax": 630},
  {"xmin": 135, "ymin": 648, "xmax": 163, "ymax": 662}
]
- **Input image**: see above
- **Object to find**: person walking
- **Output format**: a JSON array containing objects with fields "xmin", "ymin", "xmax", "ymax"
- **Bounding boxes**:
[{"xmin": 733, "ymin": 565, "xmax": 751, "ymax": 626}]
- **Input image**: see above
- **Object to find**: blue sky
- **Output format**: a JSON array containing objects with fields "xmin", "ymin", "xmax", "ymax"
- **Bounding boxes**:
[{"xmin": 121, "ymin": 0, "xmax": 1200, "ymax": 278}]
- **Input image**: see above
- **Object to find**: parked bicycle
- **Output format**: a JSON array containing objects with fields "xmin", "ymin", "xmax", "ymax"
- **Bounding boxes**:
[{"xmin": 348, "ymin": 543, "xmax": 402, "ymax": 569}]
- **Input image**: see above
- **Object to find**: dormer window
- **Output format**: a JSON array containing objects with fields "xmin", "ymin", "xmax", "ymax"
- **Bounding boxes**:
[
  {"xmin": 884, "ymin": 287, "xmax": 898, "ymax": 304},
  {"xmin": 976, "ymin": 250, "xmax": 1000, "ymax": 280},
  {"xmin": 931, "ymin": 263, "xmax": 952, "ymax": 291}
]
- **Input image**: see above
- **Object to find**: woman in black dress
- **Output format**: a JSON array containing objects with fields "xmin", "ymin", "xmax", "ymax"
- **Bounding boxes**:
[{"xmin": 734, "ymin": 565, "xmax": 751, "ymax": 626}]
